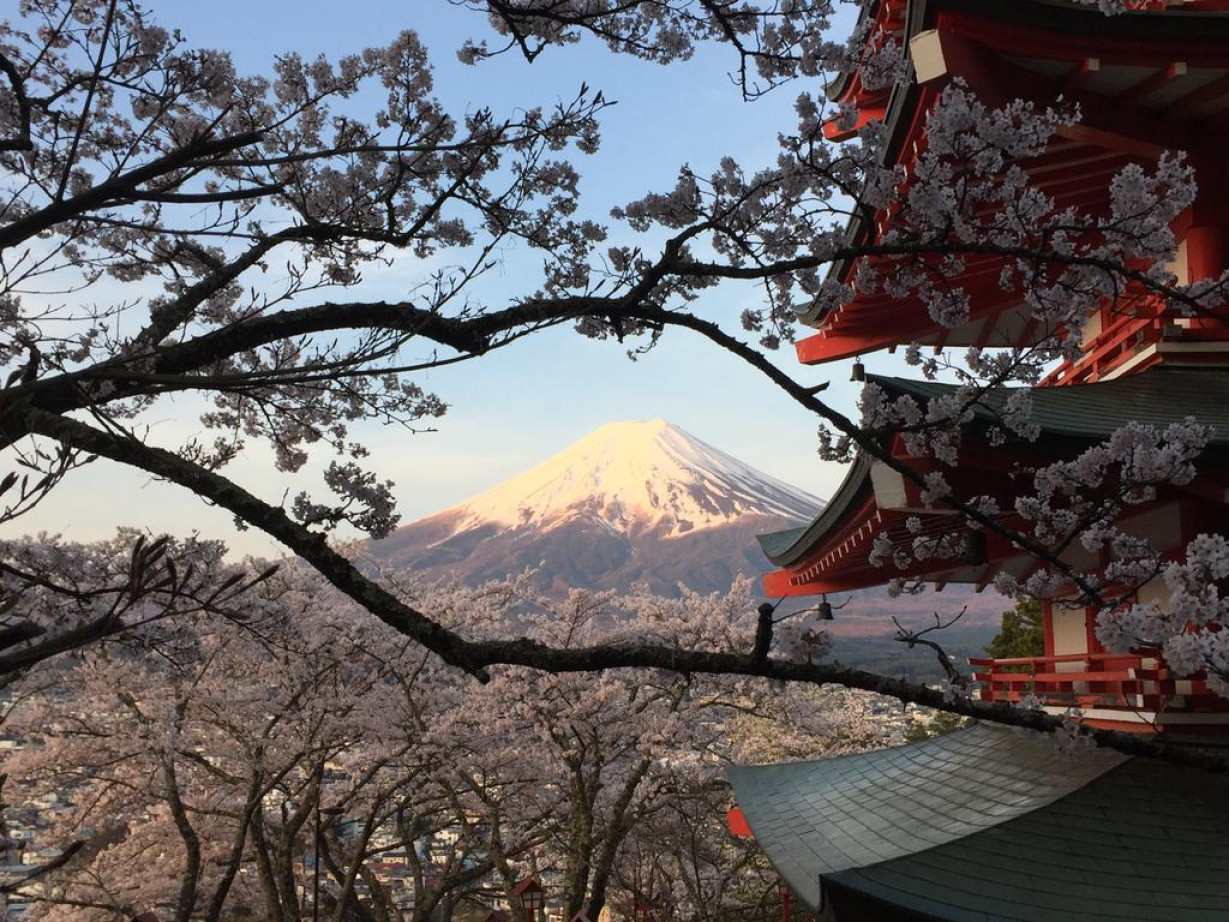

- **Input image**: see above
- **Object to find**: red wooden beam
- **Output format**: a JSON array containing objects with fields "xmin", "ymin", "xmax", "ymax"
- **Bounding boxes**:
[
  {"xmin": 939, "ymin": 8, "xmax": 1229, "ymax": 71},
  {"xmin": 795, "ymin": 328, "xmax": 899, "ymax": 365},
  {"xmin": 1022, "ymin": 148, "xmax": 1125, "ymax": 180},
  {"xmin": 933, "ymin": 17, "xmax": 1201, "ymax": 157},
  {"xmin": 1060, "ymin": 57, "xmax": 1100, "ymax": 92},
  {"xmin": 822, "ymin": 105, "xmax": 886, "ymax": 142},
  {"xmin": 727, "ymin": 807, "xmax": 754, "ymax": 838},
  {"xmin": 796, "ymin": 278, "xmax": 1030, "ymax": 364}
]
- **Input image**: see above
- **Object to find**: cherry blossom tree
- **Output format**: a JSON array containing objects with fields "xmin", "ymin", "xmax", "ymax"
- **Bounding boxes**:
[
  {"xmin": 3, "ymin": 563, "xmax": 887, "ymax": 920},
  {"xmin": 6, "ymin": 563, "xmax": 539, "ymax": 922},
  {"xmin": 0, "ymin": 0, "xmax": 1226, "ymax": 777},
  {"xmin": 443, "ymin": 581, "xmax": 890, "ymax": 920}
]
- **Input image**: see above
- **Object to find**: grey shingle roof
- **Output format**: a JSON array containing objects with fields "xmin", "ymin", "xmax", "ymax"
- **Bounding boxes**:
[
  {"xmin": 824, "ymin": 753, "xmax": 1229, "ymax": 921},
  {"xmin": 728, "ymin": 724, "xmax": 1229, "ymax": 921},
  {"xmin": 726, "ymin": 724, "xmax": 1126, "ymax": 911}
]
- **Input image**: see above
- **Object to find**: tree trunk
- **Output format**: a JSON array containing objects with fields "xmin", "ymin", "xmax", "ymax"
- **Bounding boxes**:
[
  {"xmin": 328, "ymin": 805, "xmax": 380, "ymax": 922},
  {"xmin": 251, "ymin": 813, "xmax": 287, "ymax": 922},
  {"xmin": 203, "ymin": 771, "xmax": 265, "ymax": 922},
  {"xmin": 561, "ymin": 772, "xmax": 596, "ymax": 919},
  {"xmin": 162, "ymin": 753, "xmax": 201, "ymax": 922},
  {"xmin": 587, "ymin": 756, "xmax": 653, "ymax": 920},
  {"xmin": 273, "ymin": 828, "xmax": 305, "ymax": 922}
]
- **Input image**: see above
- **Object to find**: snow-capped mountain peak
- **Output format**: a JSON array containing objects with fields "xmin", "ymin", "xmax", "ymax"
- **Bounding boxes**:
[{"xmin": 446, "ymin": 418, "xmax": 821, "ymax": 539}]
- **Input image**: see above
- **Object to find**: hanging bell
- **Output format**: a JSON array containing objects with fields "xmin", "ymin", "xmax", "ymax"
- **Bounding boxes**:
[
  {"xmin": 850, "ymin": 358, "xmax": 866, "ymax": 382},
  {"xmin": 817, "ymin": 596, "xmax": 834, "ymax": 620}
]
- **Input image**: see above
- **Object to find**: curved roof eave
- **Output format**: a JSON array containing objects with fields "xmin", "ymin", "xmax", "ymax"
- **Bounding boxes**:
[
  {"xmin": 795, "ymin": 74, "xmax": 918, "ymax": 327},
  {"xmin": 871, "ymin": 366, "xmax": 1229, "ymax": 447},
  {"xmin": 799, "ymin": 0, "xmax": 1229, "ymax": 330},
  {"xmin": 726, "ymin": 724, "xmax": 1128, "ymax": 913},
  {"xmin": 757, "ymin": 453, "xmax": 875, "ymax": 566},
  {"xmin": 757, "ymin": 365, "xmax": 1229, "ymax": 572},
  {"xmin": 825, "ymin": 0, "xmax": 883, "ymax": 104}
]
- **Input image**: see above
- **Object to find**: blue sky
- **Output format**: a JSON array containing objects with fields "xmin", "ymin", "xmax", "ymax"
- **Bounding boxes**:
[{"xmin": 11, "ymin": 0, "xmax": 923, "ymax": 558}]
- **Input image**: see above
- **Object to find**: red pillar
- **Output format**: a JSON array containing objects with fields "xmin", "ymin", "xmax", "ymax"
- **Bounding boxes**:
[
  {"xmin": 1180, "ymin": 160, "xmax": 1227, "ymax": 333},
  {"xmin": 1188, "ymin": 154, "xmax": 1229, "ymax": 284}
]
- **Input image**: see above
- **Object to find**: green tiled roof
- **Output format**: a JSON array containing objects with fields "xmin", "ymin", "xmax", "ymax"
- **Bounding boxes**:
[
  {"xmin": 756, "ymin": 454, "xmax": 874, "ymax": 567},
  {"xmin": 728, "ymin": 725, "xmax": 1229, "ymax": 921},
  {"xmin": 825, "ymin": 753, "xmax": 1229, "ymax": 921},
  {"xmin": 726, "ymin": 725, "xmax": 1126, "ymax": 911},
  {"xmin": 871, "ymin": 367, "xmax": 1229, "ymax": 447},
  {"xmin": 757, "ymin": 367, "xmax": 1229, "ymax": 568}
]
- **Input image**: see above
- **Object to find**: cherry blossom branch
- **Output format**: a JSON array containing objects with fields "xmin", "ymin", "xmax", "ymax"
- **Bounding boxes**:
[
  {"xmin": 0, "ymin": 130, "xmax": 263, "ymax": 251},
  {"xmin": 13, "ymin": 408, "xmax": 1229, "ymax": 774},
  {"xmin": 892, "ymin": 608, "xmax": 968, "ymax": 687},
  {"xmin": 16, "ymin": 407, "xmax": 486, "ymax": 676},
  {"xmin": 671, "ymin": 239, "xmax": 1215, "ymax": 317},
  {"xmin": 0, "ymin": 53, "xmax": 33, "ymax": 152},
  {"xmin": 457, "ymin": 0, "xmax": 832, "ymax": 98}
]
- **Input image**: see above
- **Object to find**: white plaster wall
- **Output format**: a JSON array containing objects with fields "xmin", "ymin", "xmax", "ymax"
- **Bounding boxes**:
[{"xmin": 1051, "ymin": 604, "xmax": 1088, "ymax": 674}]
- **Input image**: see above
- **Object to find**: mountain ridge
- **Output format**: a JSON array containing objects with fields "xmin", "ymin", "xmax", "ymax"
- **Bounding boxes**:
[
  {"xmin": 371, "ymin": 419, "xmax": 822, "ymax": 595},
  {"xmin": 436, "ymin": 418, "xmax": 823, "ymax": 540},
  {"xmin": 370, "ymin": 420, "xmax": 1007, "ymax": 673}
]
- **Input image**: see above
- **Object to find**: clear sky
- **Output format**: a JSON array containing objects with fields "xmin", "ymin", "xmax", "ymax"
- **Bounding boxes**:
[{"xmin": 8, "ymin": 0, "xmax": 920, "ymax": 558}]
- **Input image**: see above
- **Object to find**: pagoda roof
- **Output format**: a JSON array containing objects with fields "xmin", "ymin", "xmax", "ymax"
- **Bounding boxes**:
[
  {"xmin": 727, "ymin": 724, "xmax": 1229, "ymax": 921},
  {"xmin": 876, "ymin": 365, "xmax": 1229, "ymax": 446},
  {"xmin": 827, "ymin": 0, "xmax": 1229, "ymax": 110},
  {"xmin": 758, "ymin": 454, "xmax": 875, "ymax": 568},
  {"xmin": 800, "ymin": 0, "xmax": 1229, "ymax": 365},
  {"xmin": 760, "ymin": 366, "xmax": 1229, "ymax": 571}
]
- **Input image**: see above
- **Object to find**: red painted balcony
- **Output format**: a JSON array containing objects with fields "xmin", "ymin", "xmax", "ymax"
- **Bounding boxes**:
[{"xmin": 1042, "ymin": 297, "xmax": 1229, "ymax": 387}]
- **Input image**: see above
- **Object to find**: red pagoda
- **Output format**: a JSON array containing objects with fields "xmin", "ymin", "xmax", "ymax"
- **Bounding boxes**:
[
  {"xmin": 762, "ymin": 0, "xmax": 1229, "ymax": 736},
  {"xmin": 729, "ymin": 1, "xmax": 1229, "ymax": 920}
]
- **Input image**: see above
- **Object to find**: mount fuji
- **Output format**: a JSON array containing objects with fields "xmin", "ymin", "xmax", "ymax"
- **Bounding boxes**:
[
  {"xmin": 370, "ymin": 419, "xmax": 823, "ymax": 595},
  {"xmin": 371, "ymin": 419, "xmax": 1008, "ymax": 677}
]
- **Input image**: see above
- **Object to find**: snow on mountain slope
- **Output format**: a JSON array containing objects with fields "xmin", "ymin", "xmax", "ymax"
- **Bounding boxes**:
[
  {"xmin": 369, "ymin": 419, "xmax": 822, "ymax": 595},
  {"xmin": 445, "ymin": 418, "xmax": 821, "ymax": 540}
]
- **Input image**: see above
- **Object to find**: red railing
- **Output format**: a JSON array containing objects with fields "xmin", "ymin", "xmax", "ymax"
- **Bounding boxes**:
[
  {"xmin": 1043, "ymin": 298, "xmax": 1229, "ymax": 387},
  {"xmin": 969, "ymin": 652, "xmax": 1227, "ymax": 712}
]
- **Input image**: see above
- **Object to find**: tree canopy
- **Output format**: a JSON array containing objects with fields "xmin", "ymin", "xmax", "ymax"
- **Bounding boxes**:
[
  {"xmin": 984, "ymin": 597, "xmax": 1045, "ymax": 662},
  {"xmin": 0, "ymin": 0, "xmax": 1226, "ymax": 770}
]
